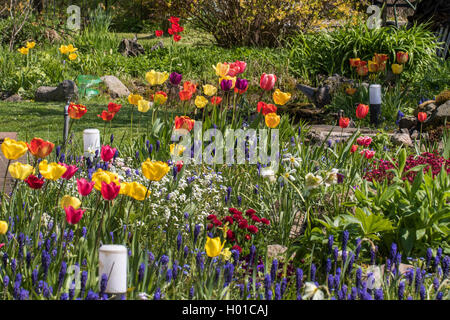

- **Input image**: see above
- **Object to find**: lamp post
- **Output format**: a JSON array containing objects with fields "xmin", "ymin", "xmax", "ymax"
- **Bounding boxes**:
[
  {"xmin": 369, "ymin": 84, "xmax": 382, "ymax": 127},
  {"xmin": 63, "ymin": 98, "xmax": 71, "ymax": 145}
]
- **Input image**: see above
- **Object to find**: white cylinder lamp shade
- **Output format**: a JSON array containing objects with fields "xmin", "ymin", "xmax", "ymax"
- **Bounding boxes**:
[
  {"xmin": 369, "ymin": 84, "xmax": 382, "ymax": 104},
  {"xmin": 83, "ymin": 129, "xmax": 101, "ymax": 158},
  {"xmin": 99, "ymin": 245, "xmax": 128, "ymax": 294}
]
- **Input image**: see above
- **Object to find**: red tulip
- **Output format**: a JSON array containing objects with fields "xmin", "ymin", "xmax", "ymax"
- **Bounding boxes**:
[
  {"xmin": 101, "ymin": 181, "xmax": 121, "ymax": 201},
  {"xmin": 171, "ymin": 24, "xmax": 184, "ymax": 33},
  {"xmin": 27, "ymin": 138, "xmax": 54, "ymax": 158},
  {"xmin": 211, "ymin": 96, "xmax": 222, "ymax": 105},
  {"xmin": 226, "ymin": 229, "xmax": 235, "ymax": 240},
  {"xmin": 176, "ymin": 160, "xmax": 183, "ymax": 172},
  {"xmin": 168, "ymin": 28, "xmax": 175, "ymax": 35},
  {"xmin": 238, "ymin": 220, "xmax": 248, "ymax": 229},
  {"xmin": 244, "ymin": 234, "xmax": 252, "ymax": 241},
  {"xmin": 60, "ymin": 163, "xmax": 79, "ymax": 180},
  {"xmin": 168, "ymin": 16, "xmax": 180, "ymax": 25},
  {"xmin": 155, "ymin": 30, "xmax": 163, "ymax": 37},
  {"xmin": 173, "ymin": 34, "xmax": 181, "ymax": 42},
  {"xmin": 231, "ymin": 245, "xmax": 242, "ymax": 253},
  {"xmin": 356, "ymin": 65, "xmax": 369, "ymax": 77},
  {"xmin": 207, "ymin": 214, "xmax": 217, "ymax": 221},
  {"xmin": 101, "ymin": 145, "xmax": 117, "ymax": 162},
  {"xmin": 261, "ymin": 218, "xmax": 270, "ymax": 225},
  {"xmin": 98, "ymin": 110, "xmax": 116, "ymax": 121},
  {"xmin": 77, "ymin": 178, "xmax": 95, "ymax": 197},
  {"xmin": 25, "ymin": 174, "xmax": 45, "ymax": 189},
  {"xmin": 417, "ymin": 112, "xmax": 427, "ymax": 123},
  {"xmin": 339, "ymin": 117, "xmax": 350, "ymax": 128},
  {"xmin": 257, "ymin": 102, "xmax": 277, "ymax": 116},
  {"xmin": 107, "ymin": 102, "xmax": 122, "ymax": 113},
  {"xmin": 356, "ymin": 104, "xmax": 369, "ymax": 119},
  {"xmin": 245, "ymin": 208, "xmax": 256, "ymax": 216},
  {"xmin": 65, "ymin": 206, "xmax": 85, "ymax": 225},
  {"xmin": 350, "ymin": 145, "xmax": 358, "ymax": 153},
  {"xmin": 232, "ymin": 60, "xmax": 246, "ymax": 74},
  {"xmin": 260, "ymin": 73, "xmax": 277, "ymax": 91}
]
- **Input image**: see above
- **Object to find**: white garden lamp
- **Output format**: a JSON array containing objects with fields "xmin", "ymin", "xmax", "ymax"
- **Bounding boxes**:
[
  {"xmin": 83, "ymin": 129, "xmax": 101, "ymax": 158},
  {"xmin": 99, "ymin": 245, "xmax": 128, "ymax": 295},
  {"xmin": 369, "ymin": 84, "xmax": 382, "ymax": 127}
]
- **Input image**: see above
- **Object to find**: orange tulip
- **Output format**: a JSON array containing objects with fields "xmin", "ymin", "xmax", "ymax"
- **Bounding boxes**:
[
  {"xmin": 179, "ymin": 90, "xmax": 193, "ymax": 101},
  {"xmin": 349, "ymin": 58, "xmax": 361, "ymax": 67},
  {"xmin": 27, "ymin": 138, "xmax": 54, "ymax": 158},
  {"xmin": 345, "ymin": 87, "xmax": 357, "ymax": 96},
  {"xmin": 97, "ymin": 110, "xmax": 116, "ymax": 121},
  {"xmin": 356, "ymin": 65, "xmax": 368, "ymax": 76},
  {"xmin": 396, "ymin": 51, "xmax": 409, "ymax": 64},
  {"xmin": 183, "ymin": 81, "xmax": 197, "ymax": 94},
  {"xmin": 374, "ymin": 53, "xmax": 388, "ymax": 64},
  {"xmin": 174, "ymin": 116, "xmax": 195, "ymax": 132},
  {"xmin": 68, "ymin": 103, "xmax": 87, "ymax": 119}
]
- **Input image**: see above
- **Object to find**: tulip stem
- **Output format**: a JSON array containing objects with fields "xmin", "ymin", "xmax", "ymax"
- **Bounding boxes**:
[
  {"xmin": 130, "ymin": 107, "xmax": 133, "ymax": 146},
  {"xmin": 96, "ymin": 201, "xmax": 108, "ymax": 249},
  {"xmin": 2, "ymin": 160, "xmax": 11, "ymax": 195}
]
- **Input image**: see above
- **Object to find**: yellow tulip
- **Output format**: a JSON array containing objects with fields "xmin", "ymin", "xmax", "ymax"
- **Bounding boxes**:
[
  {"xmin": 194, "ymin": 96, "xmax": 209, "ymax": 109},
  {"xmin": 141, "ymin": 159, "xmax": 170, "ymax": 181},
  {"xmin": 0, "ymin": 221, "xmax": 8, "ymax": 235},
  {"xmin": 213, "ymin": 63, "xmax": 230, "ymax": 78},
  {"xmin": 1, "ymin": 137, "xmax": 28, "ymax": 160},
  {"xmin": 18, "ymin": 47, "xmax": 29, "ymax": 55},
  {"xmin": 205, "ymin": 237, "xmax": 225, "ymax": 257},
  {"xmin": 138, "ymin": 99, "xmax": 152, "ymax": 113},
  {"xmin": 59, "ymin": 45, "xmax": 69, "ymax": 54},
  {"xmin": 273, "ymin": 89, "xmax": 291, "ymax": 105},
  {"xmin": 68, "ymin": 53, "xmax": 77, "ymax": 61},
  {"xmin": 170, "ymin": 144, "xmax": 186, "ymax": 156},
  {"xmin": 60, "ymin": 195, "xmax": 81, "ymax": 209},
  {"xmin": 128, "ymin": 93, "xmax": 143, "ymax": 106},
  {"xmin": 203, "ymin": 84, "xmax": 217, "ymax": 96},
  {"xmin": 119, "ymin": 182, "xmax": 131, "ymax": 196},
  {"xmin": 66, "ymin": 44, "xmax": 78, "ymax": 53},
  {"xmin": 145, "ymin": 70, "xmax": 169, "ymax": 86},
  {"xmin": 368, "ymin": 60, "xmax": 378, "ymax": 73},
  {"xmin": 154, "ymin": 92, "xmax": 168, "ymax": 105},
  {"xmin": 8, "ymin": 162, "xmax": 34, "ymax": 180},
  {"xmin": 91, "ymin": 169, "xmax": 120, "ymax": 191},
  {"xmin": 220, "ymin": 247, "xmax": 232, "ymax": 261},
  {"xmin": 265, "ymin": 113, "xmax": 280, "ymax": 128},
  {"xmin": 391, "ymin": 63, "xmax": 403, "ymax": 74},
  {"xmin": 26, "ymin": 41, "xmax": 36, "ymax": 49},
  {"xmin": 38, "ymin": 160, "xmax": 67, "ymax": 181},
  {"xmin": 128, "ymin": 181, "xmax": 150, "ymax": 201}
]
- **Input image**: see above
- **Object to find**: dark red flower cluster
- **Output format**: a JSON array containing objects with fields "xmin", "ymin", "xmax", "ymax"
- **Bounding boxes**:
[
  {"xmin": 364, "ymin": 151, "xmax": 450, "ymax": 183},
  {"xmin": 206, "ymin": 207, "xmax": 270, "ymax": 248}
]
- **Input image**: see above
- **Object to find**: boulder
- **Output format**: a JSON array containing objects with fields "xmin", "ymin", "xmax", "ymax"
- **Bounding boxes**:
[
  {"xmin": 391, "ymin": 131, "xmax": 413, "ymax": 147},
  {"xmin": 100, "ymin": 75, "xmax": 130, "ymax": 98},
  {"xmin": 35, "ymin": 80, "xmax": 78, "ymax": 102},
  {"xmin": 426, "ymin": 100, "xmax": 450, "ymax": 127},
  {"xmin": 3, "ymin": 94, "xmax": 22, "ymax": 102},
  {"xmin": 398, "ymin": 116, "xmax": 417, "ymax": 130},
  {"xmin": 118, "ymin": 38, "xmax": 145, "ymax": 57}
]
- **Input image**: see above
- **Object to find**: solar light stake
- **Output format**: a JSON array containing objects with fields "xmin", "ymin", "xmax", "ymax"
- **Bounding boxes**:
[
  {"xmin": 63, "ymin": 99, "xmax": 71, "ymax": 145},
  {"xmin": 99, "ymin": 245, "xmax": 128, "ymax": 297},
  {"xmin": 83, "ymin": 129, "xmax": 101, "ymax": 158},
  {"xmin": 369, "ymin": 84, "xmax": 382, "ymax": 127}
]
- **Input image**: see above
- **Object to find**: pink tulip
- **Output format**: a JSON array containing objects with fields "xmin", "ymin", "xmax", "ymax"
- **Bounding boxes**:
[
  {"xmin": 260, "ymin": 73, "xmax": 277, "ymax": 91},
  {"xmin": 60, "ymin": 163, "xmax": 79, "ymax": 180},
  {"xmin": 77, "ymin": 178, "xmax": 95, "ymax": 197},
  {"xmin": 360, "ymin": 149, "xmax": 375, "ymax": 159},
  {"xmin": 233, "ymin": 60, "xmax": 247, "ymax": 74},
  {"xmin": 227, "ymin": 63, "xmax": 241, "ymax": 77},
  {"xmin": 101, "ymin": 181, "xmax": 120, "ymax": 201},
  {"xmin": 101, "ymin": 145, "xmax": 117, "ymax": 162},
  {"xmin": 65, "ymin": 206, "xmax": 85, "ymax": 225},
  {"xmin": 356, "ymin": 136, "xmax": 372, "ymax": 147}
]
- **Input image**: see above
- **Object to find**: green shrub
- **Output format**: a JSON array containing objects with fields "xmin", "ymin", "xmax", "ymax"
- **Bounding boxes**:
[{"xmin": 288, "ymin": 21, "xmax": 439, "ymax": 83}]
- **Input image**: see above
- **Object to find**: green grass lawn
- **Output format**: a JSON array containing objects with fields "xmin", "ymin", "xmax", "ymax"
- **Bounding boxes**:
[{"xmin": 0, "ymin": 97, "xmax": 166, "ymax": 148}]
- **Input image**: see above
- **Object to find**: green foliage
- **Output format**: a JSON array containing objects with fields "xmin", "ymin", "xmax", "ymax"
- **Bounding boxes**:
[{"xmin": 288, "ymin": 22, "xmax": 438, "ymax": 83}]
